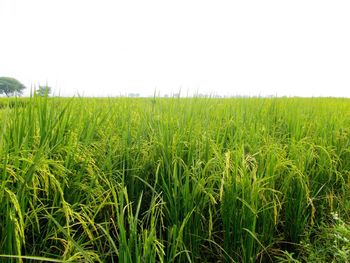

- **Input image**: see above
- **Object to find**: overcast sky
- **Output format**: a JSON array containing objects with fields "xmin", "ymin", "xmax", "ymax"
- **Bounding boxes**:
[{"xmin": 0, "ymin": 0, "xmax": 349, "ymax": 97}]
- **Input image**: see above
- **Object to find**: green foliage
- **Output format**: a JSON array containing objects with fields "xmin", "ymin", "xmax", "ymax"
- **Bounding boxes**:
[
  {"xmin": 0, "ymin": 97, "xmax": 349, "ymax": 262},
  {"xmin": 35, "ymin": 86, "xmax": 52, "ymax": 97},
  {"xmin": 300, "ymin": 212, "xmax": 350, "ymax": 263},
  {"xmin": 0, "ymin": 77, "xmax": 26, "ymax": 97},
  {"xmin": 275, "ymin": 212, "xmax": 350, "ymax": 263}
]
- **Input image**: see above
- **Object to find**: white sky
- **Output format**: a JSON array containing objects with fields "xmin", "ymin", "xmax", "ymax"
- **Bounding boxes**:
[{"xmin": 0, "ymin": 0, "xmax": 349, "ymax": 97}]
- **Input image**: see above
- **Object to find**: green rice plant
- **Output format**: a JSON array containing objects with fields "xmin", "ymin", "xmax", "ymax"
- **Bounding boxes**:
[{"xmin": 0, "ymin": 96, "xmax": 349, "ymax": 262}]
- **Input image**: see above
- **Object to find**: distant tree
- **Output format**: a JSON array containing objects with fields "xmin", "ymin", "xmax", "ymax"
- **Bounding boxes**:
[
  {"xmin": 36, "ymin": 85, "xmax": 52, "ymax": 97},
  {"xmin": 0, "ymin": 77, "xmax": 26, "ymax": 97}
]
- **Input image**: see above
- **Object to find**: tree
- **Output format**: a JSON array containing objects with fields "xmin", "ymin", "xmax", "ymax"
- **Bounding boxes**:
[
  {"xmin": 36, "ymin": 85, "xmax": 52, "ymax": 97},
  {"xmin": 0, "ymin": 77, "xmax": 26, "ymax": 97}
]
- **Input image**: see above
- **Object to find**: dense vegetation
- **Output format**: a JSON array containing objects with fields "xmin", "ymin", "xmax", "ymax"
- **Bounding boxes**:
[{"xmin": 0, "ymin": 97, "xmax": 349, "ymax": 262}]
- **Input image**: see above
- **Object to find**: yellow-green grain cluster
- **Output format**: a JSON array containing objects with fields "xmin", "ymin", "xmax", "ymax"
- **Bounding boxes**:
[{"xmin": 0, "ymin": 97, "xmax": 349, "ymax": 262}]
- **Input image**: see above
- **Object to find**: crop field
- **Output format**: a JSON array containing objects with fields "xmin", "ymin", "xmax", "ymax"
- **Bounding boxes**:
[{"xmin": 0, "ymin": 97, "xmax": 349, "ymax": 262}]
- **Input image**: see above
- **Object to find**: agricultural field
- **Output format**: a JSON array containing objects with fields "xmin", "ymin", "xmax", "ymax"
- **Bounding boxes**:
[{"xmin": 0, "ymin": 97, "xmax": 349, "ymax": 262}]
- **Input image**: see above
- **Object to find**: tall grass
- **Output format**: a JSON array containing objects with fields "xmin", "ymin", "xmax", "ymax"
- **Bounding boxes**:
[{"xmin": 0, "ymin": 96, "xmax": 349, "ymax": 262}]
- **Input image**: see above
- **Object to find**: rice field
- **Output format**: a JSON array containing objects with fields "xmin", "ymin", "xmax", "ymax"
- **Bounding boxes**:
[{"xmin": 0, "ymin": 96, "xmax": 349, "ymax": 262}]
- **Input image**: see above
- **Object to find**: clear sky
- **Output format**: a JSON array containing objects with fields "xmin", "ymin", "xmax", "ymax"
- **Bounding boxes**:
[{"xmin": 0, "ymin": 0, "xmax": 349, "ymax": 97}]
